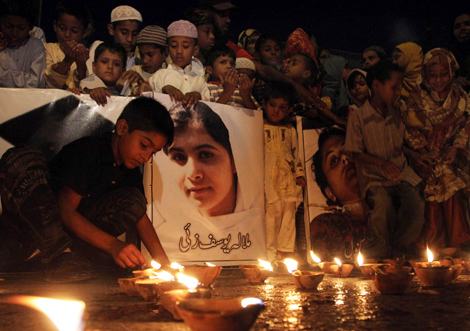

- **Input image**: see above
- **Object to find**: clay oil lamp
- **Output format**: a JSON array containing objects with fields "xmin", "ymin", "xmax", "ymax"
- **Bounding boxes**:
[
  {"xmin": 118, "ymin": 277, "xmax": 144, "ymax": 296},
  {"xmin": 135, "ymin": 270, "xmax": 187, "ymax": 302},
  {"xmin": 0, "ymin": 295, "xmax": 85, "ymax": 331},
  {"xmin": 311, "ymin": 251, "xmax": 336, "ymax": 274},
  {"xmin": 239, "ymin": 259, "xmax": 273, "ymax": 284},
  {"xmin": 372, "ymin": 267, "xmax": 414, "ymax": 295},
  {"xmin": 283, "ymin": 258, "xmax": 324, "ymax": 290},
  {"xmin": 330, "ymin": 258, "xmax": 354, "ymax": 277},
  {"xmin": 182, "ymin": 262, "xmax": 223, "ymax": 287},
  {"xmin": 357, "ymin": 252, "xmax": 390, "ymax": 279},
  {"xmin": 413, "ymin": 247, "xmax": 462, "ymax": 287},
  {"xmin": 176, "ymin": 297, "xmax": 265, "ymax": 331},
  {"xmin": 159, "ymin": 274, "xmax": 210, "ymax": 320}
]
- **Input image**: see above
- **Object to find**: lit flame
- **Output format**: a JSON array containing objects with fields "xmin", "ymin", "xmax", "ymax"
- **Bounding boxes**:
[
  {"xmin": 334, "ymin": 258, "xmax": 342, "ymax": 267},
  {"xmin": 154, "ymin": 270, "xmax": 175, "ymax": 281},
  {"xmin": 258, "ymin": 259, "xmax": 273, "ymax": 271},
  {"xmin": 176, "ymin": 273, "xmax": 199, "ymax": 289},
  {"xmin": 283, "ymin": 258, "xmax": 298, "ymax": 273},
  {"xmin": 1, "ymin": 295, "xmax": 85, "ymax": 331},
  {"xmin": 357, "ymin": 252, "xmax": 363, "ymax": 267},
  {"xmin": 310, "ymin": 251, "xmax": 321, "ymax": 264},
  {"xmin": 151, "ymin": 261, "xmax": 161, "ymax": 269},
  {"xmin": 427, "ymin": 246, "xmax": 434, "ymax": 263},
  {"xmin": 241, "ymin": 297, "xmax": 263, "ymax": 308},
  {"xmin": 205, "ymin": 262, "xmax": 216, "ymax": 267},
  {"xmin": 171, "ymin": 262, "xmax": 184, "ymax": 270}
]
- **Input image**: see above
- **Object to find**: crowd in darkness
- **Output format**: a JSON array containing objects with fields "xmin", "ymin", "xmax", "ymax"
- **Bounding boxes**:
[{"xmin": 1, "ymin": 0, "xmax": 470, "ymax": 276}]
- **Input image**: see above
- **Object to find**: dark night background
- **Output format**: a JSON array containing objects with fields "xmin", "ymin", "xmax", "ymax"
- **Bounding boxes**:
[{"xmin": 38, "ymin": 0, "xmax": 468, "ymax": 56}]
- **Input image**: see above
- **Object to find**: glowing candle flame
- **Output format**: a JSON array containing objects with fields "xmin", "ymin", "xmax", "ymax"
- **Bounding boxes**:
[
  {"xmin": 1, "ymin": 295, "xmax": 85, "ymax": 331},
  {"xmin": 283, "ymin": 258, "xmax": 298, "ymax": 273},
  {"xmin": 205, "ymin": 262, "xmax": 216, "ymax": 267},
  {"xmin": 258, "ymin": 259, "xmax": 273, "ymax": 271},
  {"xmin": 171, "ymin": 262, "xmax": 184, "ymax": 270},
  {"xmin": 155, "ymin": 270, "xmax": 175, "ymax": 281},
  {"xmin": 241, "ymin": 297, "xmax": 263, "ymax": 308},
  {"xmin": 151, "ymin": 261, "xmax": 161, "ymax": 269},
  {"xmin": 427, "ymin": 246, "xmax": 434, "ymax": 263},
  {"xmin": 310, "ymin": 251, "xmax": 321, "ymax": 264},
  {"xmin": 176, "ymin": 272, "xmax": 199, "ymax": 289},
  {"xmin": 357, "ymin": 252, "xmax": 363, "ymax": 267},
  {"xmin": 334, "ymin": 257, "xmax": 342, "ymax": 266}
]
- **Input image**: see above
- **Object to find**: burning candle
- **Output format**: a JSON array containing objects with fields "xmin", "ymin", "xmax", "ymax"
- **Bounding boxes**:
[
  {"xmin": 310, "ymin": 251, "xmax": 321, "ymax": 264},
  {"xmin": 284, "ymin": 258, "xmax": 324, "ymax": 290},
  {"xmin": 412, "ymin": 246, "xmax": 461, "ymax": 287},
  {"xmin": 330, "ymin": 257, "xmax": 354, "ymax": 277},
  {"xmin": 357, "ymin": 252, "xmax": 364, "ymax": 267},
  {"xmin": 283, "ymin": 258, "xmax": 298, "ymax": 273},
  {"xmin": 1, "ymin": 295, "xmax": 85, "ymax": 331},
  {"xmin": 240, "ymin": 260, "xmax": 273, "ymax": 283}
]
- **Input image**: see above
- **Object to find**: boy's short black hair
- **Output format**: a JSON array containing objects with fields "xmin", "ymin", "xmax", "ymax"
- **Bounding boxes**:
[
  {"xmin": 117, "ymin": 97, "xmax": 174, "ymax": 146},
  {"xmin": 255, "ymin": 34, "xmax": 282, "ymax": 54},
  {"xmin": 94, "ymin": 41, "xmax": 127, "ymax": 66},
  {"xmin": 137, "ymin": 43, "xmax": 166, "ymax": 53},
  {"xmin": 205, "ymin": 45, "xmax": 236, "ymax": 67},
  {"xmin": 0, "ymin": 0, "xmax": 37, "ymax": 26},
  {"xmin": 366, "ymin": 60, "xmax": 404, "ymax": 88},
  {"xmin": 55, "ymin": 1, "xmax": 91, "ymax": 30},
  {"xmin": 263, "ymin": 80, "xmax": 297, "ymax": 107}
]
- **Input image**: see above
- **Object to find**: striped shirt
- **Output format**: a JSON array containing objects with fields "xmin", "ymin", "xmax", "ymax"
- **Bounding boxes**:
[
  {"xmin": 345, "ymin": 100, "xmax": 421, "ymax": 196},
  {"xmin": 207, "ymin": 82, "xmax": 259, "ymax": 109}
]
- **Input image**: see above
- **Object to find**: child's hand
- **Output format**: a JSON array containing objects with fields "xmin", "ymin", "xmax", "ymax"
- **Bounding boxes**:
[
  {"xmin": 238, "ymin": 73, "xmax": 255, "ymax": 95},
  {"xmin": 75, "ymin": 43, "xmax": 89, "ymax": 63},
  {"xmin": 0, "ymin": 32, "xmax": 8, "ymax": 52},
  {"xmin": 381, "ymin": 160, "xmax": 402, "ymax": 181},
  {"xmin": 296, "ymin": 177, "xmax": 306, "ymax": 188},
  {"xmin": 110, "ymin": 240, "xmax": 147, "ymax": 269},
  {"xmin": 162, "ymin": 85, "xmax": 184, "ymax": 102},
  {"xmin": 138, "ymin": 81, "xmax": 152, "ymax": 94},
  {"xmin": 183, "ymin": 92, "xmax": 201, "ymax": 107},
  {"xmin": 220, "ymin": 69, "xmax": 238, "ymax": 95},
  {"xmin": 89, "ymin": 87, "xmax": 111, "ymax": 106},
  {"xmin": 60, "ymin": 40, "xmax": 78, "ymax": 62},
  {"xmin": 67, "ymin": 87, "xmax": 82, "ymax": 95},
  {"xmin": 119, "ymin": 70, "xmax": 144, "ymax": 85}
]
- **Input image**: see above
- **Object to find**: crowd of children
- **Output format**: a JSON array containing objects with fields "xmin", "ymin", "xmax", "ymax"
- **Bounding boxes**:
[{"xmin": 1, "ymin": 0, "xmax": 470, "ymax": 274}]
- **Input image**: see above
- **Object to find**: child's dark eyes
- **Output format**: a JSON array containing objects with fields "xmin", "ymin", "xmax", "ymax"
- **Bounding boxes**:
[
  {"xmin": 199, "ymin": 151, "xmax": 213, "ymax": 159},
  {"xmin": 329, "ymin": 155, "xmax": 339, "ymax": 168},
  {"xmin": 170, "ymin": 153, "xmax": 187, "ymax": 164}
]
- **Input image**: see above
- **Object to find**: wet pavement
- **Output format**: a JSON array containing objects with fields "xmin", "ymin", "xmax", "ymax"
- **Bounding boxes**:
[{"xmin": 1, "ymin": 267, "xmax": 470, "ymax": 330}]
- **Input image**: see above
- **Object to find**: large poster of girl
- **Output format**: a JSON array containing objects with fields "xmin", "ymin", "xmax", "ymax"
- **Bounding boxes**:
[
  {"xmin": 148, "ymin": 94, "xmax": 266, "ymax": 264},
  {"xmin": 301, "ymin": 122, "xmax": 368, "ymax": 264}
]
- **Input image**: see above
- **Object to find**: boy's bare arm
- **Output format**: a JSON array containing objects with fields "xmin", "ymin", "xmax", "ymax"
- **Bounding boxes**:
[
  {"xmin": 89, "ymin": 87, "xmax": 111, "ymax": 106},
  {"xmin": 136, "ymin": 214, "xmax": 171, "ymax": 267},
  {"xmin": 57, "ymin": 186, "xmax": 147, "ymax": 269},
  {"xmin": 216, "ymin": 69, "xmax": 238, "ymax": 105},
  {"xmin": 162, "ymin": 85, "xmax": 184, "ymax": 102},
  {"xmin": 238, "ymin": 73, "xmax": 257, "ymax": 110},
  {"xmin": 352, "ymin": 152, "xmax": 402, "ymax": 181}
]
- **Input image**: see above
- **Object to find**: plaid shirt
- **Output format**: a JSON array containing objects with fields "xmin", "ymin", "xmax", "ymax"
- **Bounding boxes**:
[{"xmin": 345, "ymin": 100, "xmax": 421, "ymax": 197}]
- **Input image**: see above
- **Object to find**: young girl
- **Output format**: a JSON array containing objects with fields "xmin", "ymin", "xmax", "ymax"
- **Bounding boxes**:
[
  {"xmin": 392, "ymin": 42, "xmax": 423, "ymax": 101},
  {"xmin": 282, "ymin": 28, "xmax": 345, "ymax": 127},
  {"xmin": 44, "ymin": 1, "xmax": 91, "ymax": 89},
  {"xmin": 346, "ymin": 69, "xmax": 369, "ymax": 116},
  {"xmin": 405, "ymin": 48, "xmax": 470, "ymax": 253},
  {"xmin": 255, "ymin": 34, "xmax": 283, "ymax": 70},
  {"xmin": 263, "ymin": 80, "xmax": 306, "ymax": 262}
]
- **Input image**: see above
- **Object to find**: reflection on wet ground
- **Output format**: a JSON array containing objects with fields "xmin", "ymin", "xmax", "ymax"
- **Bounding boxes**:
[{"xmin": 1, "ymin": 268, "xmax": 470, "ymax": 330}]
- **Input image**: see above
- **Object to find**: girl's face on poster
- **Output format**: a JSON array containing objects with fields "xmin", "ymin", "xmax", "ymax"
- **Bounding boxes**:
[
  {"xmin": 320, "ymin": 134, "xmax": 359, "ymax": 204},
  {"xmin": 167, "ymin": 125, "xmax": 237, "ymax": 217}
]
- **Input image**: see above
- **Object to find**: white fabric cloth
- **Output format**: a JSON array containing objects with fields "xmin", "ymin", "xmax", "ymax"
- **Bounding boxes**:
[
  {"xmin": 149, "ymin": 63, "xmax": 210, "ymax": 100},
  {"xmin": 266, "ymin": 200, "xmax": 296, "ymax": 262},
  {"xmin": 79, "ymin": 74, "xmax": 107, "ymax": 90},
  {"xmin": 0, "ymin": 37, "xmax": 46, "ymax": 88},
  {"xmin": 264, "ymin": 123, "xmax": 304, "ymax": 204}
]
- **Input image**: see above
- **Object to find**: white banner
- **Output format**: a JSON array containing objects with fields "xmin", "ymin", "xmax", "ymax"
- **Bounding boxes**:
[{"xmin": 0, "ymin": 89, "xmax": 267, "ymax": 265}]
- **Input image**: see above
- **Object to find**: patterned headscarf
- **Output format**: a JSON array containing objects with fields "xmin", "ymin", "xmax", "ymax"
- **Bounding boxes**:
[
  {"xmin": 237, "ymin": 29, "xmax": 260, "ymax": 49},
  {"xmin": 421, "ymin": 48, "xmax": 459, "ymax": 90},
  {"xmin": 283, "ymin": 28, "xmax": 318, "ymax": 66},
  {"xmin": 394, "ymin": 42, "xmax": 423, "ymax": 100}
]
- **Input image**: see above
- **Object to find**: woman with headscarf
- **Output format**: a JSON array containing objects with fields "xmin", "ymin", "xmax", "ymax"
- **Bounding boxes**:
[
  {"xmin": 237, "ymin": 29, "xmax": 261, "ymax": 57},
  {"xmin": 392, "ymin": 42, "xmax": 423, "ymax": 101},
  {"xmin": 405, "ymin": 48, "xmax": 470, "ymax": 252}
]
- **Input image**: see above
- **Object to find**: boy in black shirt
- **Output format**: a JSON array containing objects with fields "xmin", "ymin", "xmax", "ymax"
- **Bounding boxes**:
[{"xmin": 0, "ymin": 97, "xmax": 173, "ymax": 278}]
